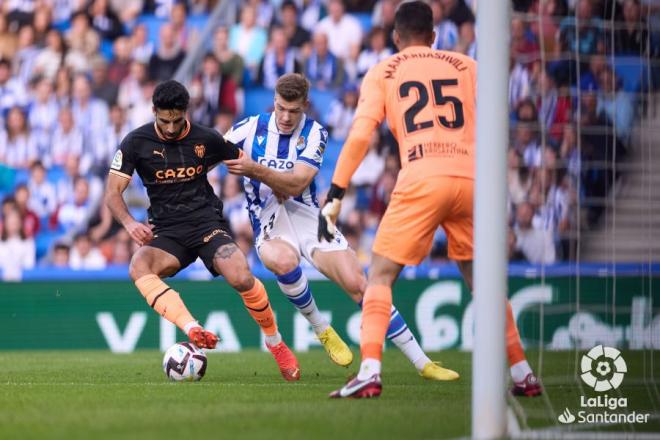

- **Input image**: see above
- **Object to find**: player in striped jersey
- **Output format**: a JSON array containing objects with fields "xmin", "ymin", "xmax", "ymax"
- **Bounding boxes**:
[{"xmin": 224, "ymin": 73, "xmax": 457, "ymax": 381}]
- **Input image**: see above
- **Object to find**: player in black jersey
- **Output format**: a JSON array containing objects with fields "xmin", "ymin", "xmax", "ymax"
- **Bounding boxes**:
[{"xmin": 104, "ymin": 80, "xmax": 300, "ymax": 381}]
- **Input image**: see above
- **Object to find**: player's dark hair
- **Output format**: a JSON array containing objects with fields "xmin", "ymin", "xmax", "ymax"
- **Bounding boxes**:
[
  {"xmin": 275, "ymin": 73, "xmax": 310, "ymax": 103},
  {"xmin": 152, "ymin": 80, "xmax": 190, "ymax": 111},
  {"xmin": 394, "ymin": 1, "xmax": 434, "ymax": 42}
]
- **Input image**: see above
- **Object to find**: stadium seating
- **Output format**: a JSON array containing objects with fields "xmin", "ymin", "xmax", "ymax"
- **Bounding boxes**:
[{"xmin": 0, "ymin": 1, "xmax": 656, "ymax": 274}]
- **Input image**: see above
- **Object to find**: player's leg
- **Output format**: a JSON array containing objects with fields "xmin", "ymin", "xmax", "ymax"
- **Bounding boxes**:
[
  {"xmin": 447, "ymin": 177, "xmax": 541, "ymax": 396},
  {"xmin": 258, "ymin": 238, "xmax": 352, "ymax": 367},
  {"xmin": 352, "ymin": 176, "xmax": 462, "ymax": 380},
  {"xmin": 456, "ymin": 260, "xmax": 542, "ymax": 396},
  {"xmin": 207, "ymin": 241, "xmax": 300, "ymax": 381},
  {"xmin": 129, "ymin": 241, "xmax": 217, "ymax": 348},
  {"xmin": 330, "ymin": 176, "xmax": 461, "ymax": 398},
  {"xmin": 313, "ymin": 247, "xmax": 454, "ymax": 379},
  {"xmin": 456, "ymin": 260, "xmax": 529, "ymax": 369},
  {"xmin": 328, "ymin": 253, "xmax": 401, "ymax": 398},
  {"xmin": 259, "ymin": 239, "xmax": 329, "ymax": 336},
  {"xmin": 212, "ymin": 242, "xmax": 280, "ymax": 344}
]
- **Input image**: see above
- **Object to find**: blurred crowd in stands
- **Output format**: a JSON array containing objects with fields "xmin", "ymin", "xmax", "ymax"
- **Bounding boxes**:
[{"xmin": 0, "ymin": 0, "xmax": 658, "ymax": 279}]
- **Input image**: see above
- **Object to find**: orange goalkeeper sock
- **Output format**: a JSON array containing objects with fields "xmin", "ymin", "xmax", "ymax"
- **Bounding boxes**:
[
  {"xmin": 506, "ymin": 301, "xmax": 526, "ymax": 366},
  {"xmin": 240, "ymin": 278, "xmax": 278, "ymax": 337},
  {"xmin": 135, "ymin": 274, "xmax": 196, "ymax": 331},
  {"xmin": 360, "ymin": 284, "xmax": 392, "ymax": 361}
]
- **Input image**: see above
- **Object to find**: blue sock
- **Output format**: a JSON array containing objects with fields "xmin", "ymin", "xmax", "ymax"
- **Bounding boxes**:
[
  {"xmin": 277, "ymin": 266, "xmax": 329, "ymax": 334},
  {"xmin": 358, "ymin": 299, "xmax": 429, "ymax": 370},
  {"xmin": 358, "ymin": 300, "xmax": 409, "ymax": 340}
]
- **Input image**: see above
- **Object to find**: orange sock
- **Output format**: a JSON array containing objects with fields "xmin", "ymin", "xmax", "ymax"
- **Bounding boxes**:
[
  {"xmin": 506, "ymin": 301, "xmax": 526, "ymax": 365},
  {"xmin": 135, "ymin": 274, "xmax": 195, "ymax": 331},
  {"xmin": 240, "ymin": 278, "xmax": 278, "ymax": 336},
  {"xmin": 360, "ymin": 284, "xmax": 392, "ymax": 361}
]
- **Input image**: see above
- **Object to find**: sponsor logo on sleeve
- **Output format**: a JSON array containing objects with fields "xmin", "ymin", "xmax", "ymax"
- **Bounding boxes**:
[{"xmin": 111, "ymin": 150, "xmax": 123, "ymax": 170}]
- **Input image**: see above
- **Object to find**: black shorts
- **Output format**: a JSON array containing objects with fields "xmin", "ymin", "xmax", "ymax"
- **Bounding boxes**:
[{"xmin": 148, "ymin": 217, "xmax": 235, "ymax": 276}]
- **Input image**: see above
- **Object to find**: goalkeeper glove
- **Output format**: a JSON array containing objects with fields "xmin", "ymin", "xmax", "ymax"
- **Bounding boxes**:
[{"xmin": 318, "ymin": 184, "xmax": 345, "ymax": 242}]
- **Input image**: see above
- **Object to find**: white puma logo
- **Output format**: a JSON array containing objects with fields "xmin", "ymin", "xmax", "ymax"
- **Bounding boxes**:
[{"xmin": 153, "ymin": 148, "xmax": 165, "ymax": 158}]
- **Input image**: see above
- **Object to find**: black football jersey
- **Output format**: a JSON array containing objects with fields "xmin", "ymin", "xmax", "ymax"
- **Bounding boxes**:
[{"xmin": 109, "ymin": 120, "xmax": 239, "ymax": 227}]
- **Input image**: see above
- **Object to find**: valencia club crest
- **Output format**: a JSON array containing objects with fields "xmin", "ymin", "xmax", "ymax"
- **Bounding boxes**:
[{"xmin": 194, "ymin": 144, "xmax": 206, "ymax": 158}]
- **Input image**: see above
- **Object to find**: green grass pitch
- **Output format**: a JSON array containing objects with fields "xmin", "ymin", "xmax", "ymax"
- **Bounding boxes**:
[{"xmin": 0, "ymin": 350, "xmax": 658, "ymax": 440}]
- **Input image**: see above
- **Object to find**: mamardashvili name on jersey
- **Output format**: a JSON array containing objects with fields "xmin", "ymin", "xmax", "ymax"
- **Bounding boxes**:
[{"xmin": 223, "ymin": 113, "xmax": 328, "ymax": 235}]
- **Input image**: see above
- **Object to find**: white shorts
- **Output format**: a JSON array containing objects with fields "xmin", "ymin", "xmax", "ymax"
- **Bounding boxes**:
[{"xmin": 254, "ymin": 198, "xmax": 348, "ymax": 266}]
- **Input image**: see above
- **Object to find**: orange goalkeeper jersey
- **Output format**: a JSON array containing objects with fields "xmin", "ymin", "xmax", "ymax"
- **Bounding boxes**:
[{"xmin": 355, "ymin": 46, "xmax": 476, "ymax": 179}]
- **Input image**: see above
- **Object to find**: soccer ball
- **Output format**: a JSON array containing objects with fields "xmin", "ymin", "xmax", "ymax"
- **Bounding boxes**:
[{"xmin": 162, "ymin": 342, "xmax": 208, "ymax": 381}]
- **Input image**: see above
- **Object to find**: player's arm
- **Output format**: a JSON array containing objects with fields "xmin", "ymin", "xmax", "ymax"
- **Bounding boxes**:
[
  {"xmin": 319, "ymin": 67, "xmax": 385, "ymax": 241},
  {"xmin": 212, "ymin": 137, "xmax": 242, "ymax": 162},
  {"xmin": 104, "ymin": 173, "xmax": 153, "ymax": 246},
  {"xmin": 225, "ymin": 119, "xmax": 326, "ymax": 197},
  {"xmin": 207, "ymin": 116, "xmax": 254, "ymax": 168},
  {"xmin": 225, "ymin": 155, "xmax": 317, "ymax": 197},
  {"xmin": 105, "ymin": 137, "xmax": 153, "ymax": 246},
  {"xmin": 203, "ymin": 122, "xmax": 246, "ymax": 175}
]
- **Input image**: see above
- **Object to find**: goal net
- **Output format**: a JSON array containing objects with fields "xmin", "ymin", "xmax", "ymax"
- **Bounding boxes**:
[{"xmin": 500, "ymin": 1, "xmax": 660, "ymax": 437}]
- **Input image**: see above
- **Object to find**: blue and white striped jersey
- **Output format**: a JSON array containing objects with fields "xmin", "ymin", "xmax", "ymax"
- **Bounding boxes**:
[{"xmin": 224, "ymin": 112, "xmax": 328, "ymax": 229}]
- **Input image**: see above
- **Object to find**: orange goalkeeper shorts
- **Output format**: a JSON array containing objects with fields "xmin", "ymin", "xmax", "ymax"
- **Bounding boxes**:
[{"xmin": 372, "ymin": 174, "xmax": 474, "ymax": 265}]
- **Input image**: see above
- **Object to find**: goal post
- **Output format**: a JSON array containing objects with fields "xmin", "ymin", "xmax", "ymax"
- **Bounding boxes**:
[{"xmin": 472, "ymin": 1, "xmax": 511, "ymax": 438}]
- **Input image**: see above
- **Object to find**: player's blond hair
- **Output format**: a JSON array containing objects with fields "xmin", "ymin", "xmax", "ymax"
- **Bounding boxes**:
[{"xmin": 275, "ymin": 73, "xmax": 310, "ymax": 103}]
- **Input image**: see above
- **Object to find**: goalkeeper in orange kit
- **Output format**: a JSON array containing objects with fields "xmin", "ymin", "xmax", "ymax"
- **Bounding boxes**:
[{"xmin": 319, "ymin": 1, "xmax": 542, "ymax": 398}]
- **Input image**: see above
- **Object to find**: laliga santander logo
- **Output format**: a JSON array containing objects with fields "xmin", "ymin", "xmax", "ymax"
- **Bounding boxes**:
[
  {"xmin": 558, "ymin": 408, "xmax": 576, "ymax": 424},
  {"xmin": 580, "ymin": 345, "xmax": 627, "ymax": 392},
  {"xmin": 557, "ymin": 346, "xmax": 649, "ymax": 425}
]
